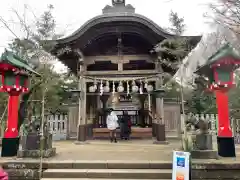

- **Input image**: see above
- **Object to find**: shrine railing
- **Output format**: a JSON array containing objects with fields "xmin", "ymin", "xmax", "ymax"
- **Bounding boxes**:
[
  {"xmin": 21, "ymin": 114, "xmax": 68, "ymax": 141},
  {"xmin": 182, "ymin": 113, "xmax": 240, "ymax": 144}
]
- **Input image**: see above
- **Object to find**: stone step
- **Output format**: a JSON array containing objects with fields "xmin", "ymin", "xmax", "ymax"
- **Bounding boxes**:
[
  {"xmin": 42, "ymin": 169, "xmax": 172, "ymax": 179},
  {"xmin": 41, "ymin": 179, "xmax": 171, "ymax": 180},
  {"xmin": 45, "ymin": 161, "xmax": 172, "ymax": 169}
]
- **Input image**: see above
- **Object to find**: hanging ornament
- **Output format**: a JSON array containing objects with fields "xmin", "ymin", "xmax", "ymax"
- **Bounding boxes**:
[
  {"xmin": 127, "ymin": 81, "xmax": 130, "ymax": 95},
  {"xmin": 99, "ymin": 80, "xmax": 103, "ymax": 96},
  {"xmin": 112, "ymin": 81, "xmax": 116, "ymax": 95},
  {"xmin": 147, "ymin": 84, "xmax": 154, "ymax": 92},
  {"xmin": 132, "ymin": 80, "xmax": 139, "ymax": 93},
  {"xmin": 139, "ymin": 80, "xmax": 143, "ymax": 94},
  {"xmin": 93, "ymin": 78, "xmax": 97, "ymax": 90},
  {"xmin": 117, "ymin": 81, "xmax": 124, "ymax": 92},
  {"xmin": 89, "ymin": 85, "xmax": 96, "ymax": 93},
  {"xmin": 104, "ymin": 81, "xmax": 110, "ymax": 93},
  {"xmin": 144, "ymin": 80, "xmax": 148, "ymax": 89}
]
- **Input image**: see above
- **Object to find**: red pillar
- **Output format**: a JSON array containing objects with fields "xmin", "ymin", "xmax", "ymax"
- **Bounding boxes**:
[
  {"xmin": 4, "ymin": 93, "xmax": 20, "ymax": 138},
  {"xmin": 215, "ymin": 90, "xmax": 232, "ymax": 137}
]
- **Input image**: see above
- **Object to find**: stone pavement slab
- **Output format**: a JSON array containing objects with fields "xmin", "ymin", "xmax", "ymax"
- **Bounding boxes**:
[
  {"xmin": 50, "ymin": 140, "xmax": 180, "ymax": 161},
  {"xmin": 1, "ymin": 139, "xmax": 240, "ymax": 164}
]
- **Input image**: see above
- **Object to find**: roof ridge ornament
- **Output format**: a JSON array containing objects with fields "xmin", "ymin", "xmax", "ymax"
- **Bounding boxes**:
[
  {"xmin": 112, "ymin": 0, "xmax": 125, "ymax": 6},
  {"xmin": 102, "ymin": 0, "xmax": 135, "ymax": 14}
]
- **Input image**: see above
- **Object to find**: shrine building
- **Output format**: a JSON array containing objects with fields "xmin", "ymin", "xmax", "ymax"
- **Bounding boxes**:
[{"xmin": 49, "ymin": 0, "xmax": 201, "ymax": 140}]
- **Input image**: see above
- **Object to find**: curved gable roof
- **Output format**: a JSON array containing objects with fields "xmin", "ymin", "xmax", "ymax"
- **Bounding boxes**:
[{"xmin": 55, "ymin": 3, "xmax": 175, "ymax": 45}]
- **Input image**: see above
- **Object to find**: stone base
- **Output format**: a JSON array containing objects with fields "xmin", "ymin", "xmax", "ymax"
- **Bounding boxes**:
[
  {"xmin": 191, "ymin": 150, "xmax": 218, "ymax": 159},
  {"xmin": 153, "ymin": 140, "xmax": 169, "ymax": 145},
  {"xmin": 1, "ymin": 137, "xmax": 19, "ymax": 157},
  {"xmin": 217, "ymin": 136, "xmax": 236, "ymax": 157},
  {"xmin": 155, "ymin": 124, "xmax": 166, "ymax": 142},
  {"xmin": 17, "ymin": 148, "xmax": 56, "ymax": 158},
  {"xmin": 195, "ymin": 133, "xmax": 213, "ymax": 150},
  {"xmin": 74, "ymin": 140, "xmax": 90, "ymax": 145},
  {"xmin": 77, "ymin": 125, "xmax": 87, "ymax": 141}
]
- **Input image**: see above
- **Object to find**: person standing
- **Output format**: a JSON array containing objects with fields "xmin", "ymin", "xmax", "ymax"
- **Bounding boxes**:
[
  {"xmin": 106, "ymin": 108, "xmax": 119, "ymax": 143},
  {"xmin": 120, "ymin": 111, "xmax": 131, "ymax": 140}
]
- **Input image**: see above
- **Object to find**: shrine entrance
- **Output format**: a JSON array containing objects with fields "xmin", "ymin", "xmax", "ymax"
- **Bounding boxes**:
[
  {"xmin": 87, "ymin": 82, "xmax": 154, "ymax": 139},
  {"xmin": 48, "ymin": 0, "xmax": 200, "ymax": 141}
]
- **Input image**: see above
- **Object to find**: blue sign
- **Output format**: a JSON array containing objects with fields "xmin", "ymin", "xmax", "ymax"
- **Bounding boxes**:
[{"xmin": 177, "ymin": 157, "xmax": 185, "ymax": 167}]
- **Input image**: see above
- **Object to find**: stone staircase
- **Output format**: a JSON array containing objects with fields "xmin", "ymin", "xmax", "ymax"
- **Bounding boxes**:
[{"xmin": 41, "ymin": 161, "xmax": 172, "ymax": 180}]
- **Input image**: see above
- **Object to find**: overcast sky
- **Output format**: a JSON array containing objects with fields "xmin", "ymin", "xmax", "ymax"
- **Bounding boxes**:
[
  {"xmin": 0, "ymin": 0, "xmax": 213, "ymax": 46},
  {"xmin": 0, "ymin": 0, "xmax": 213, "ymax": 71}
]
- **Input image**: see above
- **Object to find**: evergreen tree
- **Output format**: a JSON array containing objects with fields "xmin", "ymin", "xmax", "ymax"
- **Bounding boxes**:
[{"xmin": 168, "ymin": 11, "xmax": 186, "ymax": 35}]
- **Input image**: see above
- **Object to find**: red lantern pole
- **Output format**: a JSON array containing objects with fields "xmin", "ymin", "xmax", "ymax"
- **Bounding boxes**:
[
  {"xmin": 214, "ymin": 89, "xmax": 236, "ymax": 157},
  {"xmin": 215, "ymin": 90, "xmax": 232, "ymax": 137},
  {"xmin": 1, "ymin": 89, "xmax": 22, "ymax": 157},
  {"xmin": 4, "ymin": 92, "xmax": 21, "ymax": 138},
  {"xmin": 0, "ymin": 50, "xmax": 40, "ymax": 157}
]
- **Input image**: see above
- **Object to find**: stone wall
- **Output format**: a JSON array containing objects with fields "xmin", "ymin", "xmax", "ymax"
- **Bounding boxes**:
[
  {"xmin": 1, "ymin": 160, "xmax": 240, "ymax": 179},
  {"xmin": 192, "ymin": 162, "xmax": 240, "ymax": 179}
]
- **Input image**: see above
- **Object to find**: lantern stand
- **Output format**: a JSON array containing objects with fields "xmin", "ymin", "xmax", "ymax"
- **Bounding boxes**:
[
  {"xmin": 153, "ymin": 88, "xmax": 168, "ymax": 144},
  {"xmin": 0, "ymin": 50, "xmax": 40, "ymax": 157},
  {"xmin": 195, "ymin": 43, "xmax": 240, "ymax": 157}
]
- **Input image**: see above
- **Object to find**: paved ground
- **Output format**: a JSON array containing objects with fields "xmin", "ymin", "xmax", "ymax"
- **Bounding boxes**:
[
  {"xmin": 51, "ymin": 140, "xmax": 181, "ymax": 161},
  {"xmin": 1, "ymin": 139, "xmax": 240, "ymax": 163}
]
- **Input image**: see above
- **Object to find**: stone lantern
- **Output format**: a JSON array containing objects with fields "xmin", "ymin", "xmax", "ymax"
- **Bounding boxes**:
[
  {"xmin": 195, "ymin": 43, "xmax": 240, "ymax": 157},
  {"xmin": 0, "ymin": 50, "xmax": 40, "ymax": 157},
  {"xmin": 153, "ymin": 88, "xmax": 167, "ymax": 144}
]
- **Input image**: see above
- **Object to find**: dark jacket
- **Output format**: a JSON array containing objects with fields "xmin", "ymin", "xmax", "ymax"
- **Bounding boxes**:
[{"xmin": 120, "ymin": 115, "xmax": 131, "ymax": 137}]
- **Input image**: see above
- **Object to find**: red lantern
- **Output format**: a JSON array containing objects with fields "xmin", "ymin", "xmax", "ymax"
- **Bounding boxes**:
[
  {"xmin": 195, "ymin": 43, "xmax": 240, "ymax": 157},
  {"xmin": 0, "ymin": 50, "xmax": 40, "ymax": 157}
]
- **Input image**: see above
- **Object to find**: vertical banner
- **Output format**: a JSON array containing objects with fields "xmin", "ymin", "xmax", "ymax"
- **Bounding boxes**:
[{"xmin": 172, "ymin": 151, "xmax": 190, "ymax": 180}]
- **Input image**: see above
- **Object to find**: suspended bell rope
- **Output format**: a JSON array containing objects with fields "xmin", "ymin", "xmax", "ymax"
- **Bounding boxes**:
[
  {"xmin": 127, "ymin": 81, "xmax": 130, "ymax": 95},
  {"xmin": 82, "ymin": 73, "xmax": 164, "ymax": 82},
  {"xmin": 112, "ymin": 81, "xmax": 115, "ymax": 95},
  {"xmin": 88, "ymin": 78, "xmax": 154, "ymax": 94},
  {"xmin": 99, "ymin": 80, "xmax": 103, "ymax": 96},
  {"xmin": 139, "ymin": 80, "xmax": 143, "ymax": 94}
]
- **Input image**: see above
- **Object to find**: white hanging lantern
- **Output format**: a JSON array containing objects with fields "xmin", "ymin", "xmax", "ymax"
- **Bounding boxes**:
[
  {"xmin": 89, "ymin": 86, "xmax": 96, "ymax": 93},
  {"xmin": 132, "ymin": 80, "xmax": 139, "ymax": 93},
  {"xmin": 104, "ymin": 81, "xmax": 110, "ymax": 93},
  {"xmin": 147, "ymin": 85, "xmax": 154, "ymax": 92},
  {"xmin": 117, "ymin": 81, "xmax": 124, "ymax": 92}
]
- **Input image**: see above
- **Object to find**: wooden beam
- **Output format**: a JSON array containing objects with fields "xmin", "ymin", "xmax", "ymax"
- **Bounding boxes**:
[
  {"xmin": 85, "ymin": 77, "xmax": 158, "ymax": 82},
  {"xmin": 84, "ymin": 70, "xmax": 159, "ymax": 76},
  {"xmin": 84, "ymin": 54, "xmax": 154, "ymax": 65}
]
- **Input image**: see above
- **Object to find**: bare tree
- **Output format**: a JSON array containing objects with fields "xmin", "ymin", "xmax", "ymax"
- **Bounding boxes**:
[{"xmin": 209, "ymin": 0, "xmax": 240, "ymax": 34}]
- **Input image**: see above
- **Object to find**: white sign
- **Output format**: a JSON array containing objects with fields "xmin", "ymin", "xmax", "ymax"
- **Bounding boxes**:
[{"xmin": 172, "ymin": 151, "xmax": 190, "ymax": 180}]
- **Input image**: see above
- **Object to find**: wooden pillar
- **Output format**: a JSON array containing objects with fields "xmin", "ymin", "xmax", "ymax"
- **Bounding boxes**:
[
  {"xmin": 76, "ymin": 63, "xmax": 88, "ymax": 143},
  {"xmin": 155, "ymin": 75, "xmax": 164, "ymax": 121},
  {"xmin": 153, "ymin": 75, "xmax": 167, "ymax": 144}
]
